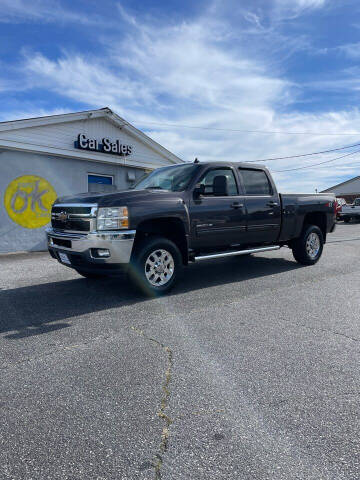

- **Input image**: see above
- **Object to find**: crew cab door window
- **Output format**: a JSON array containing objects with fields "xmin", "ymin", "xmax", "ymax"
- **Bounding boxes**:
[{"xmin": 199, "ymin": 168, "xmax": 238, "ymax": 196}]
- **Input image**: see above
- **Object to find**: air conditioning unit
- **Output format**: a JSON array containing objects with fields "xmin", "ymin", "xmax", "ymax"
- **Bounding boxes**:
[{"xmin": 127, "ymin": 171, "xmax": 136, "ymax": 182}]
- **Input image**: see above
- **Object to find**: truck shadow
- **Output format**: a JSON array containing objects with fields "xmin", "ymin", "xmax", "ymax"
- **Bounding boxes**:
[{"xmin": 0, "ymin": 255, "xmax": 302, "ymax": 340}]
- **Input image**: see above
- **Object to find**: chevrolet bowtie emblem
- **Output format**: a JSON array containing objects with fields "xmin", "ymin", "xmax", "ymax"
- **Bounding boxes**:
[{"xmin": 58, "ymin": 211, "xmax": 68, "ymax": 222}]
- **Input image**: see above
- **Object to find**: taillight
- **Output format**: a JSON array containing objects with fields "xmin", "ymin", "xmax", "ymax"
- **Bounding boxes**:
[{"xmin": 326, "ymin": 201, "xmax": 337, "ymax": 215}]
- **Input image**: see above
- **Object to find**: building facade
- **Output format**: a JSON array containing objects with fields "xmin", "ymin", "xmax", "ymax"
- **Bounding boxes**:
[
  {"xmin": 0, "ymin": 108, "xmax": 183, "ymax": 253},
  {"xmin": 321, "ymin": 176, "xmax": 360, "ymax": 203}
]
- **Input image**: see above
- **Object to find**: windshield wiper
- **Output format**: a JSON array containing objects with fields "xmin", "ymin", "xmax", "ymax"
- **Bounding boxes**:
[{"xmin": 144, "ymin": 186, "xmax": 165, "ymax": 190}]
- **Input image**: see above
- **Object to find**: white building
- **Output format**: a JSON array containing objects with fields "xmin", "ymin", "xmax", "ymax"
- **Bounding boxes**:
[
  {"xmin": 0, "ymin": 107, "xmax": 183, "ymax": 253},
  {"xmin": 321, "ymin": 176, "xmax": 360, "ymax": 203}
]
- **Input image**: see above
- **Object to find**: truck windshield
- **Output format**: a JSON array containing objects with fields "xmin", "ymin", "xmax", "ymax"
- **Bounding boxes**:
[{"xmin": 132, "ymin": 164, "xmax": 200, "ymax": 192}]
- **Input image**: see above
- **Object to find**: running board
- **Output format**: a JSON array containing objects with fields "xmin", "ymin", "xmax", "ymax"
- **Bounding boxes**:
[{"xmin": 194, "ymin": 245, "xmax": 281, "ymax": 261}]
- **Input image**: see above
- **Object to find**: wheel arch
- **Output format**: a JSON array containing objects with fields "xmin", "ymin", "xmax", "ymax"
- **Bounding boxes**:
[
  {"xmin": 133, "ymin": 217, "xmax": 189, "ymax": 265},
  {"xmin": 302, "ymin": 212, "xmax": 327, "ymax": 243}
]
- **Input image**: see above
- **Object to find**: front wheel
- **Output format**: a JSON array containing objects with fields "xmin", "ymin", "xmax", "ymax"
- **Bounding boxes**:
[
  {"xmin": 343, "ymin": 217, "xmax": 351, "ymax": 223},
  {"xmin": 129, "ymin": 236, "xmax": 182, "ymax": 296},
  {"xmin": 292, "ymin": 225, "xmax": 324, "ymax": 265}
]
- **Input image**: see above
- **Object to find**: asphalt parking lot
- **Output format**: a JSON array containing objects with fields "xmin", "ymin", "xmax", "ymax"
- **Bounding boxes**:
[{"xmin": 1, "ymin": 222, "xmax": 360, "ymax": 480}]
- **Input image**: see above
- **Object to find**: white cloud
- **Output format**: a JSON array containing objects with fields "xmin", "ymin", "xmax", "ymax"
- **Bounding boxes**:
[
  {"xmin": 7, "ymin": 2, "xmax": 360, "ymax": 193},
  {"xmin": 23, "ymin": 52, "xmax": 156, "ymax": 107},
  {"xmin": 0, "ymin": 107, "xmax": 70, "ymax": 122},
  {"xmin": 337, "ymin": 42, "xmax": 360, "ymax": 59},
  {"xmin": 278, "ymin": 0, "xmax": 326, "ymax": 7},
  {"xmin": 0, "ymin": 0, "xmax": 104, "ymax": 25},
  {"xmin": 273, "ymin": 0, "xmax": 327, "ymax": 20}
]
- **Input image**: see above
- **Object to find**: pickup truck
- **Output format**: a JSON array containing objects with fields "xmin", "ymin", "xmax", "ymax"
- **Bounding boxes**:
[
  {"xmin": 47, "ymin": 161, "xmax": 336, "ymax": 295},
  {"xmin": 339, "ymin": 198, "xmax": 360, "ymax": 222}
]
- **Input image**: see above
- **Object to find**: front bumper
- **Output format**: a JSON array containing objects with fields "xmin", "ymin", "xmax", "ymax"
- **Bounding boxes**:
[{"xmin": 46, "ymin": 227, "xmax": 136, "ymax": 273}]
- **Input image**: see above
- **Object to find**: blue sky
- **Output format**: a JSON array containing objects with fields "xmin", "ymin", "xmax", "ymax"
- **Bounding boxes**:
[{"xmin": 1, "ymin": 0, "xmax": 360, "ymax": 191}]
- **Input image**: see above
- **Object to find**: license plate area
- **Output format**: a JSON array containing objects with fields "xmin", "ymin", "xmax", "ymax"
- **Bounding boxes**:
[{"xmin": 58, "ymin": 252, "xmax": 71, "ymax": 265}]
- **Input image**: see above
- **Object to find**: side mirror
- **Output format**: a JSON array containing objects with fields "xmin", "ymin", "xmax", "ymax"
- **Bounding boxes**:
[
  {"xmin": 193, "ymin": 183, "xmax": 205, "ymax": 198},
  {"xmin": 213, "ymin": 175, "xmax": 229, "ymax": 196}
]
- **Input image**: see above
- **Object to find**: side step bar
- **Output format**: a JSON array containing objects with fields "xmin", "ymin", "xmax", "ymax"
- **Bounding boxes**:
[{"xmin": 194, "ymin": 245, "xmax": 280, "ymax": 262}]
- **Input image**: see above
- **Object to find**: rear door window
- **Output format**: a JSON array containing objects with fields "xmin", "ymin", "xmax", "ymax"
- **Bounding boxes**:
[{"xmin": 239, "ymin": 169, "xmax": 272, "ymax": 196}]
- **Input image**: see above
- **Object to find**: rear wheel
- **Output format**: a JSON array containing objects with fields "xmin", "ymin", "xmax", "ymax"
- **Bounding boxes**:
[
  {"xmin": 292, "ymin": 225, "xmax": 324, "ymax": 265},
  {"xmin": 129, "ymin": 236, "xmax": 182, "ymax": 296}
]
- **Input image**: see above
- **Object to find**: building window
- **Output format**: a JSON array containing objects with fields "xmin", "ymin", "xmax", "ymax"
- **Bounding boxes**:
[
  {"xmin": 88, "ymin": 174, "xmax": 115, "ymax": 193},
  {"xmin": 88, "ymin": 174, "xmax": 113, "ymax": 185}
]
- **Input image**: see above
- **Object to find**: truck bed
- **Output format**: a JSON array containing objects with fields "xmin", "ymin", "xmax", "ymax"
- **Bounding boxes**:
[{"xmin": 279, "ymin": 192, "xmax": 335, "ymax": 242}]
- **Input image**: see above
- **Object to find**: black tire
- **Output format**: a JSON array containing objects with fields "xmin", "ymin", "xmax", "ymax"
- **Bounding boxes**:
[
  {"xmin": 292, "ymin": 225, "xmax": 324, "ymax": 266},
  {"xmin": 129, "ymin": 236, "xmax": 182, "ymax": 296},
  {"xmin": 75, "ymin": 269, "xmax": 105, "ymax": 279},
  {"xmin": 343, "ymin": 217, "xmax": 351, "ymax": 223}
]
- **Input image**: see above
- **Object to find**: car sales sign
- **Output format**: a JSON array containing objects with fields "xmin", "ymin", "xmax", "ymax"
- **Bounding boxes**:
[{"xmin": 75, "ymin": 134, "xmax": 133, "ymax": 156}]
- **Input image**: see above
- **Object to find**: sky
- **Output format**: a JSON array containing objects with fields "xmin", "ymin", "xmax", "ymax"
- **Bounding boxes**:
[{"xmin": 1, "ymin": 0, "xmax": 360, "ymax": 192}]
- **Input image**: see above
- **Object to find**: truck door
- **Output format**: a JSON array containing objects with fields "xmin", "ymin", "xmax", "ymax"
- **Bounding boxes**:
[
  {"xmin": 238, "ymin": 168, "xmax": 281, "ymax": 244},
  {"xmin": 189, "ymin": 167, "xmax": 247, "ymax": 249}
]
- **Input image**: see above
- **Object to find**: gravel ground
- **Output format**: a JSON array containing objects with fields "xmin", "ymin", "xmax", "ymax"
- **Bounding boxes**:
[{"xmin": 0, "ymin": 222, "xmax": 360, "ymax": 480}]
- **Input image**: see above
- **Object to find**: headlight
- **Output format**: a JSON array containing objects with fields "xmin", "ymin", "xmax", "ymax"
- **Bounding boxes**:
[{"xmin": 97, "ymin": 206, "xmax": 129, "ymax": 230}]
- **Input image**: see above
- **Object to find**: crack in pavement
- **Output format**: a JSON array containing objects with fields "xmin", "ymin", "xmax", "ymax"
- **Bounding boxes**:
[
  {"xmin": 328, "ymin": 237, "xmax": 360, "ymax": 244},
  {"xmin": 130, "ymin": 326, "xmax": 173, "ymax": 480},
  {"xmin": 288, "ymin": 321, "xmax": 360, "ymax": 344},
  {"xmin": 0, "ymin": 332, "xmax": 116, "ymax": 371}
]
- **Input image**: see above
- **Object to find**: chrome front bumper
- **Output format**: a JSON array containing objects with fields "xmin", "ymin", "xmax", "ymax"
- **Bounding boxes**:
[{"xmin": 46, "ymin": 227, "xmax": 136, "ymax": 265}]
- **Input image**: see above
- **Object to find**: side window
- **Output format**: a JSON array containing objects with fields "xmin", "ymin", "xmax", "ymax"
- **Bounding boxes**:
[
  {"xmin": 240, "ymin": 169, "xmax": 272, "ymax": 196},
  {"xmin": 200, "ymin": 168, "xmax": 238, "ymax": 196}
]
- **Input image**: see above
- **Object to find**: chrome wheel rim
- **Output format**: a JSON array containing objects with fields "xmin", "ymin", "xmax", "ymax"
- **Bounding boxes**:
[
  {"xmin": 145, "ymin": 249, "xmax": 175, "ymax": 287},
  {"xmin": 306, "ymin": 232, "xmax": 320, "ymax": 259}
]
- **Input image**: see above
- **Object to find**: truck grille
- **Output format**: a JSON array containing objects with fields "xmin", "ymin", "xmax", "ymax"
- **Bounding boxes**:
[{"xmin": 51, "ymin": 204, "xmax": 97, "ymax": 233}]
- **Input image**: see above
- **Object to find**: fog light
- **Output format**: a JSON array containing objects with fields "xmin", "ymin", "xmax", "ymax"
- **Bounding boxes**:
[{"xmin": 93, "ymin": 248, "xmax": 110, "ymax": 258}]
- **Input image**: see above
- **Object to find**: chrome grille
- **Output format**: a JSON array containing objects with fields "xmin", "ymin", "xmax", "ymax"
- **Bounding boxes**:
[{"xmin": 51, "ymin": 204, "xmax": 97, "ymax": 232}]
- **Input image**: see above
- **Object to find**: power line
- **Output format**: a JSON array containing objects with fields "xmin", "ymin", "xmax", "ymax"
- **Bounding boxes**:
[
  {"xmin": 272, "ymin": 149, "xmax": 360, "ymax": 172},
  {"xmin": 130, "ymin": 119, "xmax": 360, "ymax": 136},
  {"xmin": 247, "ymin": 142, "xmax": 360, "ymax": 162},
  {"xmin": 303, "ymin": 159, "xmax": 360, "ymax": 170}
]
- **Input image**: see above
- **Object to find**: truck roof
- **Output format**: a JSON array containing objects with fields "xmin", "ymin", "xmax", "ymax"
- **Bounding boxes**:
[{"xmin": 191, "ymin": 161, "xmax": 267, "ymax": 170}]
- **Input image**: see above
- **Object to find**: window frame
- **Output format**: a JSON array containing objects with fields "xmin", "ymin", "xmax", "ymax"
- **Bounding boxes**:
[
  {"xmin": 196, "ymin": 167, "xmax": 240, "ymax": 197},
  {"xmin": 238, "ymin": 168, "xmax": 273, "ymax": 197}
]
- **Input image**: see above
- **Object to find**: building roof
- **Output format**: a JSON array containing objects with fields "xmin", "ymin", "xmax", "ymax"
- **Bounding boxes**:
[
  {"xmin": 0, "ymin": 107, "xmax": 184, "ymax": 169},
  {"xmin": 321, "ymin": 176, "xmax": 360, "ymax": 193}
]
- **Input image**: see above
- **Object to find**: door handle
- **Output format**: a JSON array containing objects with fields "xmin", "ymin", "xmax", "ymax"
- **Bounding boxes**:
[
  {"xmin": 231, "ymin": 202, "xmax": 244, "ymax": 209},
  {"xmin": 267, "ymin": 201, "xmax": 279, "ymax": 207}
]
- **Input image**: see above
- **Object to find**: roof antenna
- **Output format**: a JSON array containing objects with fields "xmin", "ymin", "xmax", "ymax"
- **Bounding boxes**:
[{"xmin": 194, "ymin": 157, "xmax": 199, "ymax": 163}]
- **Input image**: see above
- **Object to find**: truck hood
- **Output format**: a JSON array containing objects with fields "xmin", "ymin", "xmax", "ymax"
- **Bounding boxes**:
[{"xmin": 54, "ymin": 189, "xmax": 183, "ymax": 207}]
